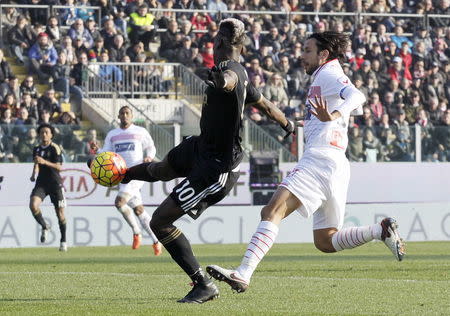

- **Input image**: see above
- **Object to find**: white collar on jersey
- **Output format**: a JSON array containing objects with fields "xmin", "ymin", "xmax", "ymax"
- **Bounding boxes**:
[{"xmin": 312, "ymin": 58, "xmax": 340, "ymax": 79}]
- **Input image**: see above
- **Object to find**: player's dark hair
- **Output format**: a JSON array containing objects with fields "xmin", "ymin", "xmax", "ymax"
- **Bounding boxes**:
[
  {"xmin": 307, "ymin": 31, "xmax": 349, "ymax": 62},
  {"xmin": 119, "ymin": 105, "xmax": 132, "ymax": 113},
  {"xmin": 218, "ymin": 18, "xmax": 246, "ymax": 47},
  {"xmin": 37, "ymin": 123, "xmax": 55, "ymax": 136}
]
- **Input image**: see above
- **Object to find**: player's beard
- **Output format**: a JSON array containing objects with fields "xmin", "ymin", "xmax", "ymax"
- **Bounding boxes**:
[{"xmin": 305, "ymin": 63, "xmax": 319, "ymax": 75}]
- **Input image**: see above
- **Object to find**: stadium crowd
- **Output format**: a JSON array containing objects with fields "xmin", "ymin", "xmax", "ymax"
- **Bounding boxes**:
[{"xmin": 0, "ymin": 0, "xmax": 449, "ymax": 162}]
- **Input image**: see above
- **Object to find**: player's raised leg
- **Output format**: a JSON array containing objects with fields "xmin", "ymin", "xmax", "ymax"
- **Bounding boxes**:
[
  {"xmin": 207, "ymin": 187, "xmax": 300, "ymax": 292},
  {"xmin": 115, "ymin": 194, "xmax": 142, "ymax": 249},
  {"xmin": 151, "ymin": 197, "xmax": 218, "ymax": 303}
]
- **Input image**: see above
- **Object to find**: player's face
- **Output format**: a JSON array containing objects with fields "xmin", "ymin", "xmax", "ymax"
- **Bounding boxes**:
[
  {"xmin": 118, "ymin": 108, "xmax": 133, "ymax": 127},
  {"xmin": 302, "ymin": 38, "xmax": 322, "ymax": 75},
  {"xmin": 39, "ymin": 127, "xmax": 53, "ymax": 144}
]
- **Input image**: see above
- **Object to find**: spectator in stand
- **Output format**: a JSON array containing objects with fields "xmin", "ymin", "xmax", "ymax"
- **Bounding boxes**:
[
  {"xmin": 86, "ymin": 17, "xmax": 102, "ymax": 42},
  {"xmin": 58, "ymin": 0, "xmax": 77, "ymax": 26},
  {"xmin": 179, "ymin": 20, "xmax": 195, "ymax": 41},
  {"xmin": 351, "ymin": 48, "xmax": 366, "ymax": 69},
  {"xmin": 384, "ymin": 41, "xmax": 399, "ymax": 65},
  {"xmin": 13, "ymin": 107, "xmax": 36, "ymax": 138},
  {"xmin": 391, "ymin": 25, "xmax": 413, "ymax": 49},
  {"xmin": 45, "ymin": 16, "xmax": 61, "ymax": 45},
  {"xmin": 207, "ymin": 0, "xmax": 228, "ymax": 19},
  {"xmin": 7, "ymin": 16, "xmax": 35, "ymax": 64},
  {"xmin": 362, "ymin": 128, "xmax": 381, "ymax": 162},
  {"xmin": 159, "ymin": 19, "xmax": 180, "ymax": 61},
  {"xmin": 176, "ymin": 37, "xmax": 201, "ymax": 69},
  {"xmin": 60, "ymin": 36, "xmax": 77, "ymax": 66},
  {"xmin": 128, "ymin": 4, "xmax": 158, "ymax": 50},
  {"xmin": 15, "ymin": 127, "xmax": 39, "ymax": 162},
  {"xmin": 200, "ymin": 42, "xmax": 214, "ymax": 69},
  {"xmin": 413, "ymin": 26, "xmax": 433, "ymax": 52},
  {"xmin": 100, "ymin": 18, "xmax": 121, "ymax": 50},
  {"xmin": 399, "ymin": 41, "xmax": 413, "ymax": 71},
  {"xmin": 246, "ymin": 57, "xmax": 266, "ymax": 85},
  {"xmin": 356, "ymin": 60, "xmax": 379, "ymax": 88},
  {"xmin": 37, "ymin": 89, "xmax": 61, "ymax": 118},
  {"xmin": 1, "ymin": 7, "xmax": 20, "ymax": 33},
  {"xmin": 51, "ymin": 52, "xmax": 72, "ymax": 104},
  {"xmin": 19, "ymin": 76, "xmax": 39, "ymax": 100},
  {"xmin": 108, "ymin": 35, "xmax": 127, "ymax": 62},
  {"xmin": 75, "ymin": 0, "xmax": 95, "ymax": 22},
  {"xmin": 68, "ymin": 19, "xmax": 94, "ymax": 50},
  {"xmin": 1, "ymin": 94, "xmax": 19, "ymax": 117},
  {"xmin": 88, "ymin": 37, "xmax": 108, "ymax": 61},
  {"xmin": 0, "ymin": 50, "xmax": 13, "ymax": 85},
  {"xmin": 190, "ymin": 12, "xmax": 212, "ymax": 39},
  {"xmin": 388, "ymin": 56, "xmax": 413, "ymax": 81},
  {"xmin": 0, "ymin": 76, "xmax": 20, "ymax": 103},
  {"xmin": 125, "ymin": 0, "xmax": 146, "ymax": 15},
  {"xmin": 28, "ymin": 32, "xmax": 58, "ymax": 84},
  {"xmin": 355, "ymin": 106, "xmax": 373, "ymax": 127},
  {"xmin": 98, "ymin": 51, "xmax": 123, "ymax": 85},
  {"xmin": 73, "ymin": 36, "xmax": 90, "ymax": 58},
  {"xmin": 37, "ymin": 109, "xmax": 51, "ymax": 125},
  {"xmin": 126, "ymin": 41, "xmax": 145, "ymax": 62},
  {"xmin": 82, "ymin": 128, "xmax": 100, "ymax": 160},
  {"xmin": 347, "ymin": 127, "xmax": 364, "ymax": 162},
  {"xmin": 431, "ymin": 0, "xmax": 450, "ymax": 28},
  {"xmin": 20, "ymin": 93, "xmax": 39, "ymax": 121},
  {"xmin": 261, "ymin": 56, "xmax": 280, "ymax": 80},
  {"xmin": 424, "ymin": 74, "xmax": 446, "ymax": 101},
  {"xmin": 262, "ymin": 73, "xmax": 289, "ymax": 114},
  {"xmin": 429, "ymin": 39, "xmax": 449, "ymax": 68},
  {"xmin": 198, "ymin": 22, "xmax": 218, "ymax": 52},
  {"xmin": 368, "ymin": 91, "xmax": 384, "ymax": 123},
  {"xmin": 262, "ymin": 25, "xmax": 282, "ymax": 54}
]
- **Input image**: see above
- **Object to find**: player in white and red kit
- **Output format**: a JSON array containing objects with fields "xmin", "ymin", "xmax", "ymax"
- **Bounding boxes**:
[
  {"xmin": 207, "ymin": 32, "xmax": 405, "ymax": 293},
  {"xmin": 93, "ymin": 106, "xmax": 162, "ymax": 255}
]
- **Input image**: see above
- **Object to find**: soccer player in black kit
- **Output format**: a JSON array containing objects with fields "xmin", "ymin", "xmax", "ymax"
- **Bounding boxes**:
[
  {"xmin": 29, "ymin": 124, "xmax": 67, "ymax": 252},
  {"xmin": 121, "ymin": 18, "xmax": 295, "ymax": 303}
]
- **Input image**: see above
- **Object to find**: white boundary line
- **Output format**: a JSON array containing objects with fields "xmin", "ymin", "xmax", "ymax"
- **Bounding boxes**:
[{"xmin": 0, "ymin": 272, "xmax": 448, "ymax": 284}]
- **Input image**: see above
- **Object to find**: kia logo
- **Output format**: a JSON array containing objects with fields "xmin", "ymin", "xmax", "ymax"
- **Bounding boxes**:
[{"xmin": 61, "ymin": 168, "xmax": 97, "ymax": 200}]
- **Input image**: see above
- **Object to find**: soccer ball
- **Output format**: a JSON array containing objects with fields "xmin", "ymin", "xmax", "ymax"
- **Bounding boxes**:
[{"xmin": 90, "ymin": 152, "xmax": 127, "ymax": 187}]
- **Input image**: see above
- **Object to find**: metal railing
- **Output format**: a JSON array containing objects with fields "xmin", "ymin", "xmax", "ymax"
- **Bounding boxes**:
[{"xmin": 82, "ymin": 65, "xmax": 175, "ymax": 160}]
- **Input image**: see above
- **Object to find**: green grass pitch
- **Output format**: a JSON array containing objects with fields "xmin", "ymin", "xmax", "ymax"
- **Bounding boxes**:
[{"xmin": 0, "ymin": 242, "xmax": 449, "ymax": 315}]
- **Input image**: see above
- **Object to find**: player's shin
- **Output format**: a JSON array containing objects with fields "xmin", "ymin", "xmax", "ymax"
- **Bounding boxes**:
[
  {"xmin": 31, "ymin": 210, "xmax": 48, "ymax": 229},
  {"xmin": 122, "ymin": 163, "xmax": 158, "ymax": 183},
  {"xmin": 138, "ymin": 210, "xmax": 159, "ymax": 244},
  {"xmin": 117, "ymin": 204, "xmax": 141, "ymax": 235},
  {"xmin": 158, "ymin": 226, "xmax": 201, "ymax": 276},
  {"xmin": 58, "ymin": 219, "xmax": 67, "ymax": 242},
  {"xmin": 236, "ymin": 220, "xmax": 279, "ymax": 282},
  {"xmin": 331, "ymin": 224, "xmax": 382, "ymax": 251}
]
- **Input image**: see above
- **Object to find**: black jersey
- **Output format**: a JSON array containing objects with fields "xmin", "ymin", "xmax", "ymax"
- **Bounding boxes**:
[
  {"xmin": 33, "ymin": 142, "xmax": 63, "ymax": 185},
  {"xmin": 199, "ymin": 60, "xmax": 261, "ymax": 170}
]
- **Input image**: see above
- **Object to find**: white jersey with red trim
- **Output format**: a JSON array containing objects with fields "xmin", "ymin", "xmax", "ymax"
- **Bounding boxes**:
[
  {"xmin": 304, "ymin": 59, "xmax": 359, "ymax": 153},
  {"xmin": 101, "ymin": 124, "xmax": 156, "ymax": 167}
]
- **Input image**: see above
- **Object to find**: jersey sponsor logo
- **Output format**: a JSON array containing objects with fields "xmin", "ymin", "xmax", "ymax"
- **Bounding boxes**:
[
  {"xmin": 60, "ymin": 168, "xmax": 97, "ymax": 200},
  {"xmin": 115, "ymin": 142, "xmax": 135, "ymax": 152}
]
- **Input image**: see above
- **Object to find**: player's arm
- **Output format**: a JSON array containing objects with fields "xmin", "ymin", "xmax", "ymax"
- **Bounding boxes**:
[
  {"xmin": 34, "ymin": 156, "xmax": 62, "ymax": 172},
  {"xmin": 30, "ymin": 162, "xmax": 39, "ymax": 182},
  {"xmin": 143, "ymin": 131, "xmax": 156, "ymax": 163},
  {"xmin": 309, "ymin": 85, "xmax": 366, "ymax": 122},
  {"xmin": 248, "ymin": 95, "xmax": 295, "ymax": 137}
]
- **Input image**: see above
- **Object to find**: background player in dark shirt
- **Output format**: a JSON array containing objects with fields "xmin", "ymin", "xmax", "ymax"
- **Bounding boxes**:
[
  {"xmin": 121, "ymin": 18, "xmax": 295, "ymax": 304},
  {"xmin": 30, "ymin": 123, "xmax": 67, "ymax": 252}
]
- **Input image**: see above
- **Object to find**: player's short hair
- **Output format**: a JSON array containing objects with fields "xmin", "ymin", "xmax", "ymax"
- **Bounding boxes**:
[
  {"xmin": 218, "ymin": 18, "xmax": 246, "ymax": 47},
  {"xmin": 307, "ymin": 31, "xmax": 349, "ymax": 62},
  {"xmin": 119, "ymin": 105, "xmax": 132, "ymax": 113},
  {"xmin": 37, "ymin": 123, "xmax": 55, "ymax": 136}
]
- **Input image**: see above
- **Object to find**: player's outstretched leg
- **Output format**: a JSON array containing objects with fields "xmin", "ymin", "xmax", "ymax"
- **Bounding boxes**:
[{"xmin": 330, "ymin": 217, "xmax": 405, "ymax": 261}]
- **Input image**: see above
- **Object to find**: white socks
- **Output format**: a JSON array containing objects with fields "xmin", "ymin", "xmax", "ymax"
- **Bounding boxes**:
[
  {"xmin": 117, "ymin": 205, "xmax": 141, "ymax": 235},
  {"xmin": 331, "ymin": 224, "xmax": 382, "ymax": 251},
  {"xmin": 236, "ymin": 221, "xmax": 279, "ymax": 282},
  {"xmin": 138, "ymin": 211, "xmax": 159, "ymax": 244}
]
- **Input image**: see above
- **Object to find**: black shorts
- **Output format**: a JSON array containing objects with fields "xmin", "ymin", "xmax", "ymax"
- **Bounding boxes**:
[
  {"xmin": 168, "ymin": 136, "xmax": 240, "ymax": 216},
  {"xmin": 31, "ymin": 183, "xmax": 66, "ymax": 208}
]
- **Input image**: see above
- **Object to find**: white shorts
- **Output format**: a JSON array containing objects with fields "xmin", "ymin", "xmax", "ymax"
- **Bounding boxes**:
[
  {"xmin": 279, "ymin": 148, "xmax": 350, "ymax": 230},
  {"xmin": 117, "ymin": 180, "xmax": 144, "ymax": 208}
]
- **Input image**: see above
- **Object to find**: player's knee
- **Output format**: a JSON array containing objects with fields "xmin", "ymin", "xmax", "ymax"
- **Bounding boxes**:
[
  {"xmin": 260, "ymin": 205, "xmax": 283, "ymax": 222},
  {"xmin": 29, "ymin": 200, "xmax": 39, "ymax": 213},
  {"xmin": 133, "ymin": 205, "xmax": 144, "ymax": 216},
  {"xmin": 314, "ymin": 239, "xmax": 336, "ymax": 253},
  {"xmin": 114, "ymin": 197, "xmax": 126, "ymax": 209}
]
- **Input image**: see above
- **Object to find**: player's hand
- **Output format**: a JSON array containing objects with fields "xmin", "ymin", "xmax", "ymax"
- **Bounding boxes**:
[
  {"xmin": 34, "ymin": 156, "xmax": 46, "ymax": 165},
  {"xmin": 143, "ymin": 157, "xmax": 153, "ymax": 163},
  {"xmin": 205, "ymin": 65, "xmax": 226, "ymax": 90},
  {"xmin": 280, "ymin": 119, "xmax": 297, "ymax": 139},
  {"xmin": 30, "ymin": 175, "xmax": 35, "ymax": 182},
  {"xmin": 308, "ymin": 96, "xmax": 333, "ymax": 122}
]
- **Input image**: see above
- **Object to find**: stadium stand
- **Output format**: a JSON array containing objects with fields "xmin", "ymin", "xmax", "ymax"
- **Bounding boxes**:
[{"xmin": 0, "ymin": 0, "xmax": 449, "ymax": 162}]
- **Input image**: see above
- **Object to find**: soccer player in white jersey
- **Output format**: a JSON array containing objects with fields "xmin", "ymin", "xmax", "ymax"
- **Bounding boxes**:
[
  {"xmin": 207, "ymin": 31, "xmax": 406, "ymax": 293},
  {"xmin": 92, "ymin": 106, "xmax": 162, "ymax": 255}
]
